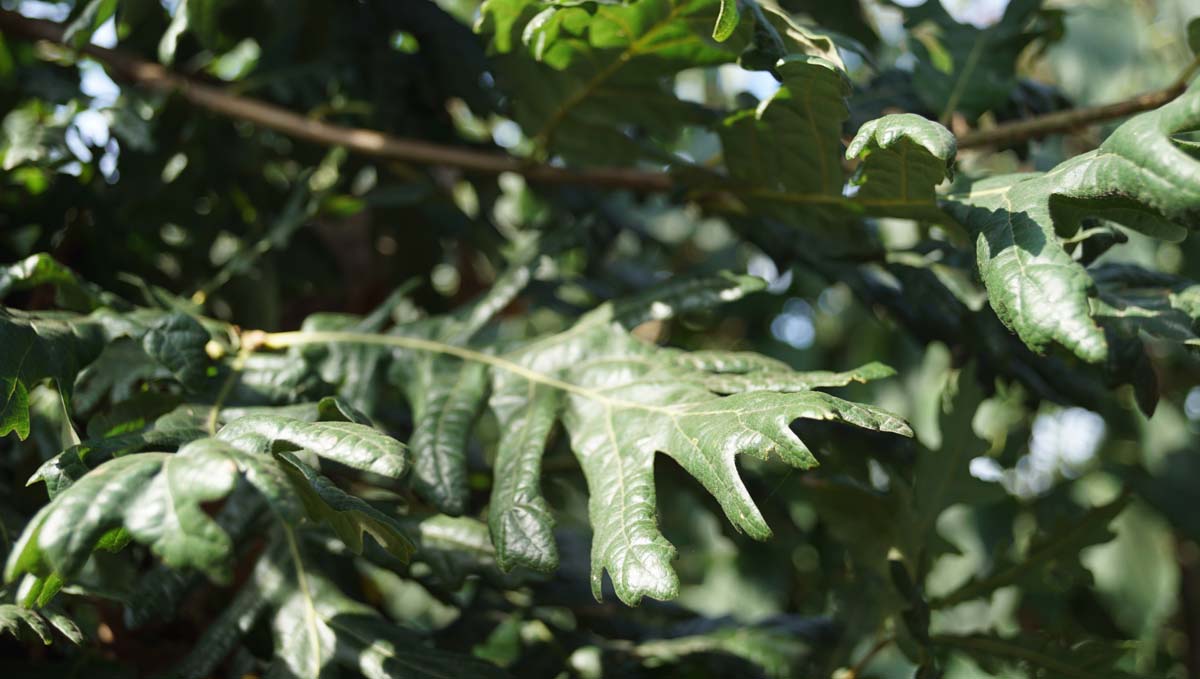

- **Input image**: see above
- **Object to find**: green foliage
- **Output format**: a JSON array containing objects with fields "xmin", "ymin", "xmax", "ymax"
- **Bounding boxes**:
[
  {"xmin": 846, "ymin": 113, "xmax": 957, "ymax": 219},
  {"xmin": 1, "ymin": 0, "xmax": 1199, "ymax": 677},
  {"xmin": 0, "ymin": 308, "xmax": 108, "ymax": 439},
  {"xmin": 0, "ymin": 603, "xmax": 82, "ymax": 645},
  {"xmin": 712, "ymin": 0, "xmax": 739, "ymax": 42},
  {"xmin": 62, "ymin": 0, "xmax": 118, "ymax": 49},
  {"xmin": 896, "ymin": 0, "xmax": 1062, "ymax": 121},
  {"xmin": 0, "ymin": 252, "xmax": 122, "ymax": 311},
  {"xmin": 944, "ymin": 90, "xmax": 1200, "ymax": 367},
  {"xmin": 932, "ymin": 633, "xmax": 1140, "ymax": 679},
  {"xmin": 5, "ymin": 413, "xmax": 416, "ymax": 586},
  {"xmin": 479, "ymin": 0, "xmax": 744, "ymax": 163},
  {"xmin": 507, "ymin": 304, "xmax": 907, "ymax": 604}
]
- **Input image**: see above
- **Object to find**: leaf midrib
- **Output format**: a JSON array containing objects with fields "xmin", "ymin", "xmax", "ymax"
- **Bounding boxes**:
[
  {"xmin": 262, "ymin": 329, "xmax": 682, "ymax": 413},
  {"xmin": 261, "ymin": 330, "xmax": 870, "ymax": 439}
]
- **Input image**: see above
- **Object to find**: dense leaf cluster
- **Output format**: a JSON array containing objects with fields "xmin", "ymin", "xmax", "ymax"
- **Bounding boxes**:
[{"xmin": 1, "ymin": 0, "xmax": 1199, "ymax": 677}]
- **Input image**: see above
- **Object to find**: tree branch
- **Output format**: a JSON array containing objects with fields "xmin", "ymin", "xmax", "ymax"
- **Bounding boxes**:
[
  {"xmin": 0, "ymin": 10, "xmax": 673, "ymax": 193},
  {"xmin": 958, "ymin": 57, "xmax": 1200, "ymax": 149},
  {"xmin": 0, "ymin": 9, "xmax": 1195, "ymax": 189}
]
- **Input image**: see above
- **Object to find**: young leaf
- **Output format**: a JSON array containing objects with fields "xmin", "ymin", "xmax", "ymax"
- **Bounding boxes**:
[
  {"xmin": 758, "ymin": 4, "xmax": 848, "ymax": 67},
  {"xmin": 478, "ymin": 0, "xmax": 745, "ymax": 163},
  {"xmin": 8, "ymin": 452, "xmax": 223, "ymax": 583},
  {"xmin": 39, "ymin": 606, "xmax": 84, "ymax": 644},
  {"xmin": 7, "ymin": 409, "xmax": 418, "ymax": 589}
]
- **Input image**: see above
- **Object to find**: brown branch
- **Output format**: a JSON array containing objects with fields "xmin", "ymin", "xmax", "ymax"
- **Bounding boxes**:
[
  {"xmin": 958, "ymin": 58, "xmax": 1200, "ymax": 149},
  {"xmin": 0, "ymin": 10, "xmax": 673, "ymax": 193},
  {"xmin": 0, "ymin": 9, "xmax": 1195, "ymax": 189}
]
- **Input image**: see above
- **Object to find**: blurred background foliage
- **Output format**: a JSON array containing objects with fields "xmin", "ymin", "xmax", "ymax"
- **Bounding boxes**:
[{"xmin": 1, "ymin": 0, "xmax": 1200, "ymax": 677}]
